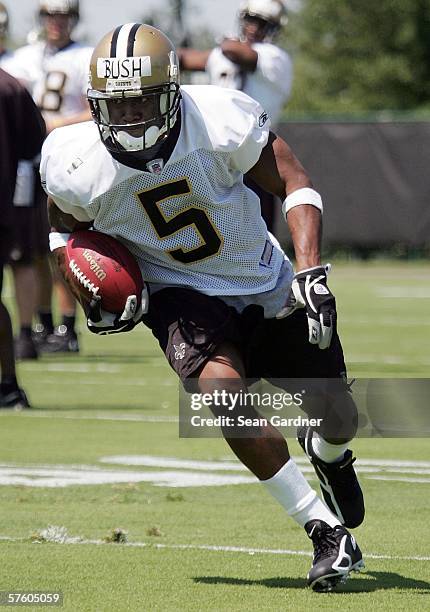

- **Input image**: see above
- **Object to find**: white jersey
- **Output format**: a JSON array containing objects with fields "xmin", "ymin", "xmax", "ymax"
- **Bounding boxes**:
[
  {"xmin": 206, "ymin": 43, "xmax": 292, "ymax": 125},
  {"xmin": 1, "ymin": 41, "xmax": 92, "ymax": 119},
  {"xmin": 0, "ymin": 50, "xmax": 12, "ymax": 67},
  {"xmin": 41, "ymin": 85, "xmax": 292, "ymax": 300}
]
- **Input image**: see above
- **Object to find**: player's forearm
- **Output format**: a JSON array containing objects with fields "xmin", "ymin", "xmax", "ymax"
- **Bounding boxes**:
[
  {"xmin": 177, "ymin": 48, "xmax": 211, "ymax": 71},
  {"xmin": 248, "ymin": 133, "xmax": 311, "ymax": 199},
  {"xmin": 47, "ymin": 196, "xmax": 90, "ymax": 233},
  {"xmin": 50, "ymin": 244, "xmax": 90, "ymax": 311},
  {"xmin": 48, "ymin": 198, "xmax": 92, "ymax": 310},
  {"xmin": 287, "ymin": 205, "xmax": 322, "ymax": 271},
  {"xmin": 220, "ymin": 39, "xmax": 258, "ymax": 71}
]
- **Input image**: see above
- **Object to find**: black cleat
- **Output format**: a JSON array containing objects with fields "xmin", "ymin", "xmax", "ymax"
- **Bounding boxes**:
[
  {"xmin": 39, "ymin": 325, "xmax": 79, "ymax": 354},
  {"xmin": 298, "ymin": 426, "xmax": 365, "ymax": 528},
  {"xmin": 305, "ymin": 519, "xmax": 364, "ymax": 592},
  {"xmin": 32, "ymin": 323, "xmax": 50, "ymax": 348},
  {"xmin": 0, "ymin": 388, "xmax": 31, "ymax": 410},
  {"xmin": 14, "ymin": 335, "xmax": 38, "ymax": 360}
]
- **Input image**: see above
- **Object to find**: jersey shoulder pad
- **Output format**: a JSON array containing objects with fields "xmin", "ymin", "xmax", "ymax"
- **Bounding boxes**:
[
  {"xmin": 41, "ymin": 122, "xmax": 111, "ymax": 221},
  {"xmin": 181, "ymin": 85, "xmax": 270, "ymax": 154}
]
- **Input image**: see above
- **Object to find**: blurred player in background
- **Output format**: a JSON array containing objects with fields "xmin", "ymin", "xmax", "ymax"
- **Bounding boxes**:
[
  {"xmin": 0, "ymin": 2, "xmax": 44, "ymax": 361},
  {"xmin": 0, "ymin": 67, "xmax": 45, "ymax": 407},
  {"xmin": 178, "ymin": 0, "xmax": 293, "ymax": 232},
  {"xmin": 2, "ymin": 0, "xmax": 93, "ymax": 357},
  {"xmin": 42, "ymin": 24, "xmax": 365, "ymax": 591},
  {"xmin": 0, "ymin": 2, "xmax": 9, "ymax": 61}
]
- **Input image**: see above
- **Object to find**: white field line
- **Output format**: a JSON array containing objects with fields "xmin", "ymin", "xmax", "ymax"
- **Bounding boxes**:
[
  {"xmin": 0, "ymin": 465, "xmax": 256, "ymax": 488},
  {"xmin": 100, "ymin": 455, "xmax": 430, "ymax": 475},
  {"xmin": 5, "ymin": 411, "xmax": 430, "ymax": 441},
  {"xmin": 0, "ymin": 456, "xmax": 430, "ymax": 488},
  {"xmin": 23, "ymin": 355, "xmax": 430, "ymax": 368},
  {"xmin": 341, "ymin": 316, "xmax": 430, "ymax": 327},
  {"xmin": 376, "ymin": 287, "xmax": 430, "ymax": 299},
  {"xmin": 1, "ymin": 452, "xmax": 430, "ymax": 471},
  {"xmin": 356, "ymin": 458, "xmax": 430, "ymax": 468},
  {"xmin": 21, "ymin": 363, "xmax": 123, "ymax": 373},
  {"xmin": 347, "ymin": 354, "xmax": 430, "ymax": 365},
  {"xmin": 0, "ymin": 534, "xmax": 429, "ymax": 562},
  {"xmin": 29, "ymin": 379, "xmax": 175, "ymax": 387},
  {"xmin": 0, "ymin": 412, "xmax": 178, "ymax": 423},
  {"xmin": 2, "ymin": 456, "xmax": 430, "ymax": 473},
  {"xmin": 366, "ymin": 476, "xmax": 430, "ymax": 484}
]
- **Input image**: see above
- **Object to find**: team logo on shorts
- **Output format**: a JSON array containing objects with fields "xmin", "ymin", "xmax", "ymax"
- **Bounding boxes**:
[{"xmin": 174, "ymin": 343, "xmax": 186, "ymax": 360}]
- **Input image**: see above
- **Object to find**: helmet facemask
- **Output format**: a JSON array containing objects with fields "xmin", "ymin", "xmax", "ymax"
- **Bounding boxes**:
[
  {"xmin": 39, "ymin": 0, "xmax": 79, "ymax": 32},
  {"xmin": 241, "ymin": 13, "xmax": 280, "ymax": 42},
  {"xmin": 88, "ymin": 82, "xmax": 181, "ymax": 154}
]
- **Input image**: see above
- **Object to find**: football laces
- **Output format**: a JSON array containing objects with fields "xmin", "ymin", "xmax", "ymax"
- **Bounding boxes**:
[{"xmin": 69, "ymin": 259, "xmax": 100, "ymax": 298}]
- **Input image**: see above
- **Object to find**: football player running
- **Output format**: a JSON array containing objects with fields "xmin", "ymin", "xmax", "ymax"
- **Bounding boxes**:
[
  {"xmin": 179, "ymin": 0, "xmax": 292, "ymax": 126},
  {"xmin": 41, "ymin": 24, "xmax": 365, "ymax": 592},
  {"xmin": 2, "ymin": 0, "xmax": 93, "ymax": 357}
]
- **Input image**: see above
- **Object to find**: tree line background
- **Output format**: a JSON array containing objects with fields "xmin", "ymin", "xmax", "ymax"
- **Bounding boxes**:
[
  {"xmin": 151, "ymin": 0, "xmax": 430, "ymax": 118},
  {"xmin": 282, "ymin": 0, "xmax": 430, "ymax": 117}
]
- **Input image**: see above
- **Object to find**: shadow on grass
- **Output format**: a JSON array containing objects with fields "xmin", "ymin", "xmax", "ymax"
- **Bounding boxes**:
[{"xmin": 194, "ymin": 571, "xmax": 430, "ymax": 593}]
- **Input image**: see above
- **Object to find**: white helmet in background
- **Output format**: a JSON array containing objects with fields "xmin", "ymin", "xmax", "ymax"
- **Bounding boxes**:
[
  {"xmin": 39, "ymin": 0, "xmax": 79, "ymax": 26},
  {"xmin": 0, "ymin": 2, "xmax": 9, "ymax": 40},
  {"xmin": 239, "ymin": 0, "xmax": 287, "ymax": 40}
]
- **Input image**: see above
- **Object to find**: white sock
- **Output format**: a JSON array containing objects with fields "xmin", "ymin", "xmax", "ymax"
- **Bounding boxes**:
[
  {"xmin": 262, "ymin": 459, "xmax": 340, "ymax": 528},
  {"xmin": 312, "ymin": 432, "xmax": 349, "ymax": 463}
]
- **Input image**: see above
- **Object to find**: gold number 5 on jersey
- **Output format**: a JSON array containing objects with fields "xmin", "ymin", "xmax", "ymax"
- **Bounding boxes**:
[{"xmin": 136, "ymin": 177, "xmax": 223, "ymax": 264}]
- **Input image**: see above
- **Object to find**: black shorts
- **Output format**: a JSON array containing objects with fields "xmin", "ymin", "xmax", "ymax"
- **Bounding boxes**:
[
  {"xmin": 0, "ymin": 227, "xmax": 13, "ymax": 264},
  {"xmin": 7, "ymin": 185, "xmax": 50, "ymax": 265},
  {"xmin": 0, "ymin": 227, "xmax": 13, "ymax": 293},
  {"xmin": 142, "ymin": 287, "xmax": 346, "ymax": 382}
]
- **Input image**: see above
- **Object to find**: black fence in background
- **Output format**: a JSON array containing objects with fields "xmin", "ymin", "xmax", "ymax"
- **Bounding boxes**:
[{"xmin": 274, "ymin": 122, "xmax": 430, "ymax": 253}]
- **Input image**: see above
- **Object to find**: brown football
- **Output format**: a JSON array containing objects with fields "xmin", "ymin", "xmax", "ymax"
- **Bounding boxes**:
[{"xmin": 65, "ymin": 230, "xmax": 144, "ymax": 313}]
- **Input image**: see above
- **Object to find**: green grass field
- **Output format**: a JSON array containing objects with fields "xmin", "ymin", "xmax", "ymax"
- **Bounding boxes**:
[{"xmin": 1, "ymin": 261, "xmax": 429, "ymax": 611}]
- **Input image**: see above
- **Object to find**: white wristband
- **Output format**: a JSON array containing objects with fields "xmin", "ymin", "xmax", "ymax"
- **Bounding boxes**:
[
  {"xmin": 49, "ymin": 232, "xmax": 70, "ymax": 251},
  {"xmin": 282, "ymin": 188, "xmax": 323, "ymax": 218}
]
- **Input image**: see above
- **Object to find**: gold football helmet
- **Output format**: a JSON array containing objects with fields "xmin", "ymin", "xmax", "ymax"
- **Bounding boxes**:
[{"xmin": 87, "ymin": 23, "xmax": 181, "ymax": 155}]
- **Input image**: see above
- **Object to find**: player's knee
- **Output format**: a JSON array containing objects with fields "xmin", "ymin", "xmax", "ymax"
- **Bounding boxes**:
[{"xmin": 323, "ymin": 390, "xmax": 358, "ymax": 442}]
